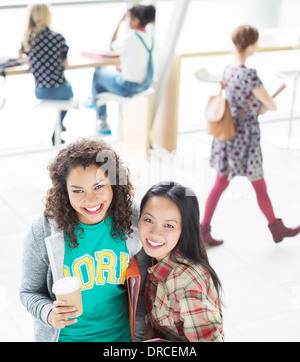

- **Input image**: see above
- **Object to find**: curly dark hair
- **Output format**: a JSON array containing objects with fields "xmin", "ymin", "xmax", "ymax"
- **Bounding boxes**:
[{"xmin": 44, "ymin": 137, "xmax": 134, "ymax": 249}]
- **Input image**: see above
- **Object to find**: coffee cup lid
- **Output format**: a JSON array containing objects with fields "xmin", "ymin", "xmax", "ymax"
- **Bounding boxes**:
[{"xmin": 52, "ymin": 276, "xmax": 81, "ymax": 295}]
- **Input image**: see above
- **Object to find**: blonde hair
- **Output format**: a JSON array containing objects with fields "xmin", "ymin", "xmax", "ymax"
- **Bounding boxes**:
[{"xmin": 23, "ymin": 3, "xmax": 51, "ymax": 51}]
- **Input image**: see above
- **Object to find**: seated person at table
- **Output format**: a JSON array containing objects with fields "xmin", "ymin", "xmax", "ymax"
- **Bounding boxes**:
[
  {"xmin": 92, "ymin": 4, "xmax": 157, "ymax": 135},
  {"xmin": 20, "ymin": 3, "xmax": 73, "ymax": 145}
]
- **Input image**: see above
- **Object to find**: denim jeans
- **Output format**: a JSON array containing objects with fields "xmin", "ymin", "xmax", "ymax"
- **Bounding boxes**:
[
  {"xmin": 35, "ymin": 81, "xmax": 73, "ymax": 124},
  {"xmin": 92, "ymin": 67, "xmax": 150, "ymax": 120}
]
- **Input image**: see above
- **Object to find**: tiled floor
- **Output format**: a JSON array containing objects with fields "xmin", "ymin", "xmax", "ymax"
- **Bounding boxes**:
[{"xmin": 0, "ymin": 105, "xmax": 300, "ymax": 341}]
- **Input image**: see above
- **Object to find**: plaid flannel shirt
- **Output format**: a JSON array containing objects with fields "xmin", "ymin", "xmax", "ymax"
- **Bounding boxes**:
[{"xmin": 145, "ymin": 253, "xmax": 224, "ymax": 342}]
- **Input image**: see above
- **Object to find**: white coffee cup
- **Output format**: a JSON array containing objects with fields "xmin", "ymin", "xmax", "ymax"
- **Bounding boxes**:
[{"xmin": 52, "ymin": 277, "xmax": 83, "ymax": 316}]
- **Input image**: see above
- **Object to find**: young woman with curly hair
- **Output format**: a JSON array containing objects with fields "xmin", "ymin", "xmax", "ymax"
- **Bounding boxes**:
[{"xmin": 20, "ymin": 137, "xmax": 151, "ymax": 342}]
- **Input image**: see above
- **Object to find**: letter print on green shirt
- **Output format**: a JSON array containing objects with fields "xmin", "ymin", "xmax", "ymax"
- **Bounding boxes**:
[{"xmin": 59, "ymin": 217, "xmax": 131, "ymax": 342}]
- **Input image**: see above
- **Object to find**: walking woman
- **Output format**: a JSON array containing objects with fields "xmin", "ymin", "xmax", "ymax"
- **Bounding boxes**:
[{"xmin": 201, "ymin": 25, "xmax": 300, "ymax": 246}]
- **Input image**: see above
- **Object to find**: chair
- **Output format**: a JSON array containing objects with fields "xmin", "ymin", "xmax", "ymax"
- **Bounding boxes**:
[
  {"xmin": 95, "ymin": 87, "xmax": 155, "ymax": 157},
  {"xmin": 36, "ymin": 99, "xmax": 79, "ymax": 146}
]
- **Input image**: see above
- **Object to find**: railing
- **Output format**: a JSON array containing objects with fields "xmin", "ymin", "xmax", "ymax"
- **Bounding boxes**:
[{"xmin": 180, "ymin": 44, "xmax": 300, "ymax": 59}]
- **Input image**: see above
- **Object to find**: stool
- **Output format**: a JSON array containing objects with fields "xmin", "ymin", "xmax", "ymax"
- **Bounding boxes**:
[
  {"xmin": 36, "ymin": 99, "xmax": 79, "ymax": 147},
  {"xmin": 95, "ymin": 87, "xmax": 155, "ymax": 157}
]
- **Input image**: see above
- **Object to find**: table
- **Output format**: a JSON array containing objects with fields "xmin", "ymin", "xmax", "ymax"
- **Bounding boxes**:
[
  {"xmin": 0, "ymin": 53, "xmax": 120, "ymax": 156},
  {"xmin": 0, "ymin": 53, "xmax": 153, "ymax": 159},
  {"xmin": 2, "ymin": 53, "xmax": 120, "ymax": 76}
]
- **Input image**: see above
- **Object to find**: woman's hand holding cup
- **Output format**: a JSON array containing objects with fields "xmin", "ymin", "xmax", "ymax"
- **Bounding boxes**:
[{"xmin": 48, "ymin": 300, "xmax": 80, "ymax": 329}]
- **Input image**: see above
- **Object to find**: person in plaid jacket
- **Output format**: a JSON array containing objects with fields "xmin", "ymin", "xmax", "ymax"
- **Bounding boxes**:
[{"xmin": 138, "ymin": 182, "xmax": 224, "ymax": 342}]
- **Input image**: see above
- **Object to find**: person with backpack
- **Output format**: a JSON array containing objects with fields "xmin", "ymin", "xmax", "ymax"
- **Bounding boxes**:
[{"xmin": 201, "ymin": 25, "xmax": 300, "ymax": 246}]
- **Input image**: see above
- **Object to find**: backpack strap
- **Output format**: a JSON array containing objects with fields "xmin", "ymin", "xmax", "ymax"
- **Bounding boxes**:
[
  {"xmin": 236, "ymin": 94, "xmax": 253, "ymax": 122},
  {"xmin": 221, "ymin": 67, "xmax": 252, "ymax": 122},
  {"xmin": 221, "ymin": 69, "xmax": 235, "ymax": 91}
]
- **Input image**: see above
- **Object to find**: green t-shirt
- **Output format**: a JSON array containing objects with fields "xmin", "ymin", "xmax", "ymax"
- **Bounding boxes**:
[{"xmin": 58, "ymin": 216, "xmax": 132, "ymax": 342}]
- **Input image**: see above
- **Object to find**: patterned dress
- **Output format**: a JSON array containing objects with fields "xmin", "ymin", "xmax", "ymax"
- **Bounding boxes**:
[{"xmin": 209, "ymin": 65, "xmax": 263, "ymax": 181}]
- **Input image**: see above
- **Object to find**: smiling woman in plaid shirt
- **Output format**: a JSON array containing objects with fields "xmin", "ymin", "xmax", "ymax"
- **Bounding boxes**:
[{"xmin": 139, "ymin": 182, "xmax": 224, "ymax": 342}]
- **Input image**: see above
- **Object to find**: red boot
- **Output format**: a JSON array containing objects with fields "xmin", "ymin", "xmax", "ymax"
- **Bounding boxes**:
[
  {"xmin": 268, "ymin": 218, "xmax": 300, "ymax": 243},
  {"xmin": 201, "ymin": 224, "xmax": 224, "ymax": 246}
]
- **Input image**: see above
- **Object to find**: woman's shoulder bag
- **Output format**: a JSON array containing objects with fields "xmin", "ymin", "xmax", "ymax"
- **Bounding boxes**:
[
  {"xmin": 205, "ymin": 70, "xmax": 236, "ymax": 141},
  {"xmin": 205, "ymin": 68, "xmax": 253, "ymax": 142}
]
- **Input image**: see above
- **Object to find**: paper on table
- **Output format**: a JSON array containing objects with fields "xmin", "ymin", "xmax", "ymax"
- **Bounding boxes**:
[{"xmin": 81, "ymin": 50, "xmax": 119, "ymax": 59}]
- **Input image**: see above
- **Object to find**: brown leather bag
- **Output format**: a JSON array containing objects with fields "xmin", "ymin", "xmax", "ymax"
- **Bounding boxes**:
[
  {"xmin": 205, "ymin": 93, "xmax": 236, "ymax": 141},
  {"xmin": 205, "ymin": 70, "xmax": 252, "ymax": 142}
]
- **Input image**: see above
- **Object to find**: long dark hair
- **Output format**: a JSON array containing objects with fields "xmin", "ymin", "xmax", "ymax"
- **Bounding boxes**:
[{"xmin": 139, "ymin": 181, "xmax": 222, "ymax": 296}]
